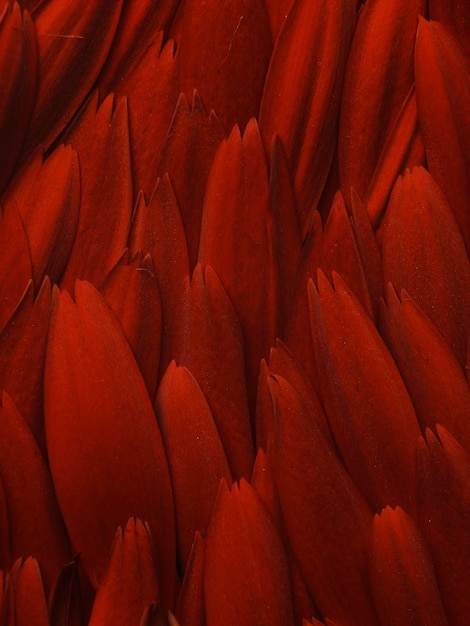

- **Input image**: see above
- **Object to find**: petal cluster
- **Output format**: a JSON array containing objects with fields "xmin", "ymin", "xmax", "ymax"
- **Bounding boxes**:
[{"xmin": 0, "ymin": 0, "xmax": 469, "ymax": 625}]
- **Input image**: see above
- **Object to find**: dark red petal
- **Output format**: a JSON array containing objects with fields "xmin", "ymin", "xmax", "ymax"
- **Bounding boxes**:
[
  {"xmin": 97, "ymin": 0, "xmax": 180, "ymax": 95},
  {"xmin": 88, "ymin": 520, "xmax": 159, "ymax": 626},
  {"xmin": 4, "ymin": 145, "xmax": 80, "ymax": 287},
  {"xmin": 0, "ymin": 278, "xmax": 51, "ymax": 452},
  {"xmin": 198, "ymin": 120, "xmax": 278, "ymax": 405},
  {"xmin": 48, "ymin": 558, "xmax": 82, "ymax": 626},
  {"xmin": 156, "ymin": 92, "xmax": 225, "ymax": 269},
  {"xmin": 154, "ymin": 361, "xmax": 231, "ymax": 568},
  {"xmin": 10, "ymin": 558, "xmax": 49, "ymax": 626},
  {"xmin": 0, "ymin": 201, "xmax": 32, "ymax": 332},
  {"xmin": 0, "ymin": 2, "xmax": 36, "ymax": 193},
  {"xmin": 129, "ymin": 175, "xmax": 189, "ymax": 372},
  {"xmin": 350, "ymin": 190, "xmax": 383, "ymax": 319},
  {"xmin": 309, "ymin": 273, "xmax": 420, "ymax": 514},
  {"xmin": 318, "ymin": 191, "xmax": 373, "ymax": 318},
  {"xmin": 177, "ymin": 0, "xmax": 272, "ymax": 132},
  {"xmin": 269, "ymin": 375, "xmax": 377, "ymax": 625},
  {"xmin": 417, "ymin": 428, "xmax": 470, "ymax": 624},
  {"xmin": 204, "ymin": 480, "xmax": 295, "ymax": 626},
  {"xmin": 364, "ymin": 88, "xmax": 425, "ymax": 226},
  {"xmin": 382, "ymin": 167, "xmax": 470, "ymax": 366},
  {"xmin": 369, "ymin": 506, "xmax": 449, "ymax": 626},
  {"xmin": 428, "ymin": 0, "xmax": 470, "ymax": 70},
  {"xmin": 44, "ymin": 282, "xmax": 176, "ymax": 608},
  {"xmin": 174, "ymin": 533, "xmax": 205, "ymax": 626},
  {"xmin": 173, "ymin": 264, "xmax": 253, "ymax": 480},
  {"xmin": 339, "ymin": 0, "xmax": 423, "ymax": 200},
  {"xmin": 100, "ymin": 251, "xmax": 162, "ymax": 400},
  {"xmin": 415, "ymin": 18, "xmax": 470, "ymax": 251},
  {"xmin": 382, "ymin": 286, "xmax": 470, "ymax": 452},
  {"xmin": 114, "ymin": 35, "xmax": 178, "ymax": 199},
  {"xmin": 259, "ymin": 0, "xmax": 355, "ymax": 229},
  {"xmin": 22, "ymin": 0, "xmax": 123, "ymax": 154},
  {"xmin": 60, "ymin": 95, "xmax": 132, "ymax": 292},
  {"xmin": 264, "ymin": 0, "xmax": 294, "ymax": 42},
  {"xmin": 0, "ymin": 393, "xmax": 70, "ymax": 591}
]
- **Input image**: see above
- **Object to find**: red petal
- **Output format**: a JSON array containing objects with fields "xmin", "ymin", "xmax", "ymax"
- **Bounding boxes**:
[
  {"xmin": 198, "ymin": 120, "xmax": 278, "ymax": 405},
  {"xmin": 428, "ymin": 0, "xmax": 470, "ymax": 68},
  {"xmin": 382, "ymin": 167, "xmax": 470, "ymax": 366},
  {"xmin": 173, "ymin": 264, "xmax": 253, "ymax": 480},
  {"xmin": 129, "ymin": 175, "xmax": 189, "ymax": 372},
  {"xmin": 259, "ymin": 0, "xmax": 355, "ymax": 229},
  {"xmin": 156, "ymin": 92, "xmax": 225, "ymax": 269},
  {"xmin": 269, "ymin": 375, "xmax": 377, "ymax": 625},
  {"xmin": 174, "ymin": 533, "xmax": 205, "ymax": 626},
  {"xmin": 48, "ymin": 558, "xmax": 82, "ymax": 626},
  {"xmin": 382, "ymin": 286, "xmax": 470, "ymax": 453},
  {"xmin": 44, "ymin": 282, "xmax": 176, "ymax": 608},
  {"xmin": 417, "ymin": 428, "xmax": 470, "ymax": 624},
  {"xmin": 0, "ymin": 393, "xmax": 70, "ymax": 591},
  {"xmin": 177, "ymin": 0, "xmax": 272, "ymax": 132},
  {"xmin": 339, "ymin": 0, "xmax": 423, "ymax": 200},
  {"xmin": 113, "ymin": 35, "xmax": 178, "ymax": 199},
  {"xmin": 415, "ymin": 18, "xmax": 470, "ymax": 251},
  {"xmin": 0, "ymin": 278, "xmax": 51, "ymax": 452},
  {"xmin": 100, "ymin": 251, "xmax": 162, "ymax": 400},
  {"xmin": 10, "ymin": 558, "xmax": 49, "ymax": 626},
  {"xmin": 88, "ymin": 520, "xmax": 159, "ymax": 626},
  {"xmin": 22, "ymin": 0, "xmax": 123, "ymax": 154},
  {"xmin": 0, "ymin": 2, "xmax": 36, "ymax": 193},
  {"xmin": 4, "ymin": 145, "xmax": 80, "ymax": 287},
  {"xmin": 204, "ymin": 480, "xmax": 295, "ymax": 626},
  {"xmin": 60, "ymin": 95, "xmax": 132, "ymax": 292},
  {"xmin": 309, "ymin": 273, "xmax": 420, "ymax": 513},
  {"xmin": 364, "ymin": 88, "xmax": 425, "ymax": 226},
  {"xmin": 318, "ymin": 191, "xmax": 373, "ymax": 318},
  {"xmin": 0, "ymin": 201, "xmax": 32, "ymax": 332},
  {"xmin": 369, "ymin": 506, "xmax": 448, "ymax": 625},
  {"xmin": 154, "ymin": 361, "xmax": 231, "ymax": 568},
  {"xmin": 264, "ymin": 0, "xmax": 294, "ymax": 42}
]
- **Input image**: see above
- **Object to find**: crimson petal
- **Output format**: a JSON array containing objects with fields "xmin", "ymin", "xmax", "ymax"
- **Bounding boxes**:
[{"xmin": 44, "ymin": 281, "xmax": 176, "ymax": 608}]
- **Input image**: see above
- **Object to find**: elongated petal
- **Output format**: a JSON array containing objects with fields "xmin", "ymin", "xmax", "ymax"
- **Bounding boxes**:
[
  {"xmin": 0, "ymin": 2, "xmax": 36, "ymax": 193},
  {"xmin": 155, "ymin": 362, "xmax": 231, "ymax": 568},
  {"xmin": 100, "ymin": 251, "xmax": 161, "ymax": 399},
  {"xmin": 369, "ymin": 507, "xmax": 449, "ymax": 626},
  {"xmin": 173, "ymin": 264, "xmax": 253, "ymax": 480},
  {"xmin": 260, "ymin": 0, "xmax": 355, "ymax": 229},
  {"xmin": 129, "ymin": 175, "xmax": 189, "ymax": 371},
  {"xmin": 269, "ymin": 375, "xmax": 377, "ymax": 624},
  {"xmin": 204, "ymin": 480, "xmax": 295, "ymax": 626},
  {"xmin": 44, "ymin": 282, "xmax": 176, "ymax": 608},
  {"xmin": 428, "ymin": 0, "xmax": 470, "ymax": 57},
  {"xmin": 415, "ymin": 18, "xmax": 470, "ymax": 251},
  {"xmin": 114, "ymin": 35, "xmax": 178, "ymax": 198},
  {"xmin": 198, "ymin": 120, "xmax": 278, "ymax": 405},
  {"xmin": 417, "ymin": 428, "xmax": 470, "ymax": 624},
  {"xmin": 89, "ymin": 520, "xmax": 159, "ymax": 626},
  {"xmin": 382, "ymin": 287, "xmax": 470, "ymax": 452},
  {"xmin": 364, "ymin": 88, "xmax": 424, "ymax": 225},
  {"xmin": 23, "ymin": 0, "xmax": 123, "ymax": 154},
  {"xmin": 339, "ymin": 0, "xmax": 423, "ymax": 200},
  {"xmin": 382, "ymin": 167, "xmax": 470, "ymax": 366},
  {"xmin": 156, "ymin": 92, "xmax": 225, "ymax": 268},
  {"xmin": 177, "ymin": 0, "xmax": 272, "ymax": 132},
  {"xmin": 0, "ymin": 278, "xmax": 51, "ymax": 451},
  {"xmin": 0, "ymin": 201, "xmax": 32, "ymax": 332},
  {"xmin": 309, "ymin": 273, "xmax": 420, "ymax": 513},
  {"xmin": 10, "ymin": 558, "xmax": 49, "ymax": 626},
  {"xmin": 0, "ymin": 393, "xmax": 70, "ymax": 591},
  {"xmin": 60, "ymin": 94, "xmax": 132, "ymax": 292},
  {"xmin": 174, "ymin": 533, "xmax": 205, "ymax": 626},
  {"xmin": 4, "ymin": 145, "xmax": 80, "ymax": 287},
  {"xmin": 318, "ymin": 191, "xmax": 373, "ymax": 318}
]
